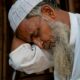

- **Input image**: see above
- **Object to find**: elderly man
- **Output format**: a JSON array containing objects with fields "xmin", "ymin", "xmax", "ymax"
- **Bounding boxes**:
[{"xmin": 8, "ymin": 0, "xmax": 80, "ymax": 80}]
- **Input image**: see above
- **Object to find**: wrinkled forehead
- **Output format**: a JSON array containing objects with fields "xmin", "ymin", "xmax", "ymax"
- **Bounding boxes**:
[
  {"xmin": 17, "ymin": 15, "xmax": 53, "ymax": 37},
  {"xmin": 16, "ymin": 16, "xmax": 41, "ymax": 37}
]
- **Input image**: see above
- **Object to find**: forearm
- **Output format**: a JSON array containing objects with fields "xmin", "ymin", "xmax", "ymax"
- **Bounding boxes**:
[
  {"xmin": 9, "ymin": 36, "xmax": 53, "ymax": 74},
  {"xmin": 11, "ymin": 36, "xmax": 26, "ymax": 51}
]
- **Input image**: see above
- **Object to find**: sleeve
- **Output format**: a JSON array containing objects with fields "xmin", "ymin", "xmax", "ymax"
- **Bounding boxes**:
[
  {"xmin": 70, "ymin": 14, "xmax": 80, "ymax": 80},
  {"xmin": 9, "ymin": 43, "xmax": 53, "ymax": 74}
]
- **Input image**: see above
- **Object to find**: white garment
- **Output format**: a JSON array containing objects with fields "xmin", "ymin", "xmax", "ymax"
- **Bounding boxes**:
[
  {"xmin": 54, "ymin": 13, "xmax": 80, "ymax": 80},
  {"xmin": 9, "ymin": 12, "xmax": 80, "ymax": 80},
  {"xmin": 9, "ymin": 44, "xmax": 53, "ymax": 74},
  {"xmin": 70, "ymin": 13, "xmax": 80, "ymax": 80}
]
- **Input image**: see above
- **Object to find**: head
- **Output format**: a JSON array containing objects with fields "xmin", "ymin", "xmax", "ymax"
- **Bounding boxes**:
[
  {"xmin": 8, "ymin": 0, "xmax": 58, "ymax": 32},
  {"xmin": 8, "ymin": 0, "xmax": 58, "ymax": 48}
]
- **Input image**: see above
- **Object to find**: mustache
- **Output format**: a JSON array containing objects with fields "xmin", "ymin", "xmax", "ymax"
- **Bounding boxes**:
[{"xmin": 43, "ymin": 36, "xmax": 56, "ymax": 49}]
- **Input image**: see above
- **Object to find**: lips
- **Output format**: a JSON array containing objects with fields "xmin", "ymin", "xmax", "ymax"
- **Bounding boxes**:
[{"xmin": 42, "ymin": 38, "xmax": 56, "ymax": 49}]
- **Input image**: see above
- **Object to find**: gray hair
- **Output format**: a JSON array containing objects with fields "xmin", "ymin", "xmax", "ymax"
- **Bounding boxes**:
[
  {"xmin": 26, "ymin": 0, "xmax": 58, "ymax": 19},
  {"xmin": 50, "ymin": 22, "xmax": 74, "ymax": 79}
]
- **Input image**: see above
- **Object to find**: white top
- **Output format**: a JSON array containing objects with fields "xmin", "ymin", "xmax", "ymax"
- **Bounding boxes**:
[
  {"xmin": 9, "ymin": 44, "xmax": 53, "ymax": 74},
  {"xmin": 9, "ymin": 13, "xmax": 80, "ymax": 80},
  {"xmin": 69, "ymin": 13, "xmax": 80, "ymax": 80}
]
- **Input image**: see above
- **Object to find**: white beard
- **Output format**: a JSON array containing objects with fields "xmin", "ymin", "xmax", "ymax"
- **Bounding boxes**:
[{"xmin": 49, "ymin": 21, "xmax": 74, "ymax": 79}]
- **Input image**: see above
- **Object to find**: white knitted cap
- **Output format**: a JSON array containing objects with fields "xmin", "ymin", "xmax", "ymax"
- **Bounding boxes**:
[{"xmin": 8, "ymin": 0, "xmax": 43, "ymax": 32}]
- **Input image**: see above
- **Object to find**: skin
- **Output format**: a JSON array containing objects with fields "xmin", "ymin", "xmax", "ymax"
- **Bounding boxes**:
[
  {"xmin": 16, "ymin": 16, "xmax": 54, "ymax": 49},
  {"xmin": 16, "ymin": 16, "xmax": 41, "ymax": 43},
  {"xmin": 11, "ymin": 4, "xmax": 70, "ymax": 51}
]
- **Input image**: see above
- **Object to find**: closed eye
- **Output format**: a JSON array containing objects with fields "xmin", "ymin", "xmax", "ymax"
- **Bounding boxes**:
[{"xmin": 32, "ymin": 28, "xmax": 40, "ymax": 37}]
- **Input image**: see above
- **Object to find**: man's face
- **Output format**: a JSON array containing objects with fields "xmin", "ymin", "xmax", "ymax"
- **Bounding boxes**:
[
  {"xmin": 33, "ymin": 17, "xmax": 55, "ymax": 49},
  {"xmin": 16, "ymin": 16, "xmax": 40, "ymax": 43},
  {"xmin": 16, "ymin": 16, "xmax": 54, "ymax": 49}
]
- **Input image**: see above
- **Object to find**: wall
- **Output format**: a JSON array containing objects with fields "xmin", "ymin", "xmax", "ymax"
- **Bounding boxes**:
[
  {"xmin": 0, "ymin": 0, "xmax": 13, "ymax": 80},
  {"xmin": 0, "ymin": 0, "xmax": 3, "ymax": 79}
]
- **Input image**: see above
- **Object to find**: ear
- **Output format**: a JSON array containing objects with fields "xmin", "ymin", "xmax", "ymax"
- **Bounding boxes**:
[{"xmin": 41, "ymin": 4, "xmax": 56, "ymax": 19}]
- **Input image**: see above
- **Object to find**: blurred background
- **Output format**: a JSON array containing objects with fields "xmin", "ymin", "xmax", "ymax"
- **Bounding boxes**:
[{"xmin": 0, "ymin": 0, "xmax": 80, "ymax": 80}]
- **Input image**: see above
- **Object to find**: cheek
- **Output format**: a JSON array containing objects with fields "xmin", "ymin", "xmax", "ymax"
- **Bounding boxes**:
[
  {"xmin": 39, "ymin": 19, "xmax": 53, "ymax": 41},
  {"xmin": 40, "ymin": 28, "xmax": 52, "ymax": 41},
  {"xmin": 40, "ymin": 33, "xmax": 50, "ymax": 41}
]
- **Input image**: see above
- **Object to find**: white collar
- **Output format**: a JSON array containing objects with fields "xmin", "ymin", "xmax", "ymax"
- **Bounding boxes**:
[{"xmin": 69, "ymin": 12, "xmax": 79, "ymax": 45}]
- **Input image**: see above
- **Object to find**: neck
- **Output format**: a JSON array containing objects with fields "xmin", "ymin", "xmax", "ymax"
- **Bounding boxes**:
[{"xmin": 55, "ymin": 9, "xmax": 70, "ymax": 30}]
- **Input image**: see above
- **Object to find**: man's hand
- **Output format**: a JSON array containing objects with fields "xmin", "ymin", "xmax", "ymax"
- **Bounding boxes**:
[{"xmin": 32, "ymin": 37, "xmax": 44, "ymax": 48}]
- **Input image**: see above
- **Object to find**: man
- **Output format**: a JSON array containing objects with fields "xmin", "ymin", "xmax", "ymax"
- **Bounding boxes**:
[{"xmin": 8, "ymin": 0, "xmax": 80, "ymax": 80}]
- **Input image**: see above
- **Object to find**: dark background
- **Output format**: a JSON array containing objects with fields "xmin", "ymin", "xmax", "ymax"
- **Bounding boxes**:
[{"xmin": 0, "ymin": 0, "xmax": 80, "ymax": 80}]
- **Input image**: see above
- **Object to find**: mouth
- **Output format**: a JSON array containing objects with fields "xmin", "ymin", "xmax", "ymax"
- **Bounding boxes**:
[{"xmin": 43, "ymin": 39, "xmax": 56, "ymax": 49}]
